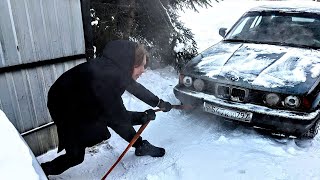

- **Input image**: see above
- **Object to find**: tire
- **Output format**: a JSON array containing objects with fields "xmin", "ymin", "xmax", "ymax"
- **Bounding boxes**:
[{"xmin": 301, "ymin": 119, "xmax": 320, "ymax": 139}]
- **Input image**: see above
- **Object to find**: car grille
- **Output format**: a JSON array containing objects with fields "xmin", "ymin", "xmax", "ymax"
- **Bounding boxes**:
[
  {"xmin": 199, "ymin": 81, "xmax": 265, "ymax": 104},
  {"xmin": 214, "ymin": 84, "xmax": 248, "ymax": 102},
  {"xmin": 217, "ymin": 85, "xmax": 230, "ymax": 98},
  {"xmin": 180, "ymin": 77, "xmax": 309, "ymax": 112}
]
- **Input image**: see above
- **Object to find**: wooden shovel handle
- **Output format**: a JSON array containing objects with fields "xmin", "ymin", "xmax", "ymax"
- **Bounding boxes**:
[{"xmin": 101, "ymin": 109, "xmax": 162, "ymax": 179}]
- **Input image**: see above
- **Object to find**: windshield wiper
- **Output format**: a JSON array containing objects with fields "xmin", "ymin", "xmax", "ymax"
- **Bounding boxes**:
[
  {"xmin": 225, "ymin": 39, "xmax": 320, "ymax": 49},
  {"xmin": 224, "ymin": 38, "xmax": 260, "ymax": 44},
  {"xmin": 268, "ymin": 41, "xmax": 320, "ymax": 50},
  {"xmin": 281, "ymin": 43, "xmax": 319, "ymax": 50}
]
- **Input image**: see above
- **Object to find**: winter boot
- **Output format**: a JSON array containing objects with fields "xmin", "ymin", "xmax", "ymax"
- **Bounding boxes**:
[{"xmin": 135, "ymin": 140, "xmax": 165, "ymax": 157}]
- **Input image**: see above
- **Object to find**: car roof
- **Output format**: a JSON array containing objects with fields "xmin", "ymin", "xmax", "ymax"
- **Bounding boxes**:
[{"xmin": 248, "ymin": 3, "xmax": 320, "ymax": 15}]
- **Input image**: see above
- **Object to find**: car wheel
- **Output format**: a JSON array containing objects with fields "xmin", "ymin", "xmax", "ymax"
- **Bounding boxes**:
[{"xmin": 301, "ymin": 119, "xmax": 320, "ymax": 139}]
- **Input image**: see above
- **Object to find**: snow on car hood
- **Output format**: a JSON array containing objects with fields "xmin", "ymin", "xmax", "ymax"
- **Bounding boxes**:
[{"xmin": 186, "ymin": 41, "xmax": 320, "ymax": 94}]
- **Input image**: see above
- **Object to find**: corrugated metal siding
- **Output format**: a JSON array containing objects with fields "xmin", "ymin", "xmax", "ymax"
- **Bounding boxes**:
[
  {"xmin": 0, "ymin": 0, "xmax": 86, "ymax": 155},
  {"xmin": 0, "ymin": 0, "xmax": 21, "ymax": 67},
  {"xmin": 0, "ymin": 0, "xmax": 85, "ymax": 68},
  {"xmin": 0, "ymin": 59, "xmax": 86, "ymax": 132},
  {"xmin": 0, "ymin": 59, "xmax": 86, "ymax": 155}
]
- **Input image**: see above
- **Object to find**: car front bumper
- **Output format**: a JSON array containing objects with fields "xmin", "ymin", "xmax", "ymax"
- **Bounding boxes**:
[{"xmin": 174, "ymin": 86, "xmax": 320, "ymax": 137}]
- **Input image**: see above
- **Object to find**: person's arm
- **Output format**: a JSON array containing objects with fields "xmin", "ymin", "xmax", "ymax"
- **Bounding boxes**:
[
  {"xmin": 126, "ymin": 80, "xmax": 173, "ymax": 112},
  {"xmin": 126, "ymin": 80, "xmax": 160, "ymax": 107},
  {"xmin": 127, "ymin": 111, "xmax": 145, "ymax": 125},
  {"xmin": 127, "ymin": 110, "xmax": 156, "ymax": 125}
]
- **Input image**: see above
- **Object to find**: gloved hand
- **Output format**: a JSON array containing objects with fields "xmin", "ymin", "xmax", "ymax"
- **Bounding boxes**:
[
  {"xmin": 158, "ymin": 99, "xmax": 172, "ymax": 112},
  {"xmin": 141, "ymin": 109, "xmax": 156, "ymax": 124}
]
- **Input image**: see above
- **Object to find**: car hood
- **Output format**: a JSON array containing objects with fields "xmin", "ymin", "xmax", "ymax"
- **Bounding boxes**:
[{"xmin": 184, "ymin": 41, "xmax": 320, "ymax": 94}]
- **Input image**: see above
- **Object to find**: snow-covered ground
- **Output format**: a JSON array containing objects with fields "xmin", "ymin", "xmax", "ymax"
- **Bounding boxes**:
[{"xmin": 37, "ymin": 1, "xmax": 320, "ymax": 180}]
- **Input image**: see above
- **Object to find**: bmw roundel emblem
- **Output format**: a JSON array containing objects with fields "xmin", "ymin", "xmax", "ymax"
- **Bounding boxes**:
[
  {"xmin": 225, "ymin": 73, "xmax": 240, "ymax": 82},
  {"xmin": 229, "ymin": 75, "xmax": 239, "ymax": 81}
]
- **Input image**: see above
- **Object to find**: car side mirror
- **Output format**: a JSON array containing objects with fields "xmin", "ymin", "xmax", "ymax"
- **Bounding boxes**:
[{"xmin": 219, "ymin": 28, "xmax": 227, "ymax": 37}]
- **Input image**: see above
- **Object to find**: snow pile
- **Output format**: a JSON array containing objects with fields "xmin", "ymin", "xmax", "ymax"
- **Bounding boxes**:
[{"xmin": 0, "ymin": 110, "xmax": 43, "ymax": 180}]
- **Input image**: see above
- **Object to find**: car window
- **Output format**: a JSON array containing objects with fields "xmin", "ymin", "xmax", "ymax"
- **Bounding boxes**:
[
  {"xmin": 232, "ymin": 17, "xmax": 249, "ymax": 36},
  {"xmin": 292, "ymin": 17, "xmax": 314, "ymax": 22},
  {"xmin": 249, "ymin": 16, "xmax": 262, "ymax": 29},
  {"xmin": 229, "ymin": 16, "xmax": 259, "ymax": 38},
  {"xmin": 225, "ymin": 11, "xmax": 320, "ymax": 49}
]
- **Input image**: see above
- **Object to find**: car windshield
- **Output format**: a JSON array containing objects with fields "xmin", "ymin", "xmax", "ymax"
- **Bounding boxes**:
[{"xmin": 225, "ymin": 11, "xmax": 320, "ymax": 49}]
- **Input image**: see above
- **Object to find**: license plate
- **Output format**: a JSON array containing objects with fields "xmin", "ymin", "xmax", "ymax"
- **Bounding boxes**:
[{"xmin": 203, "ymin": 102, "xmax": 252, "ymax": 122}]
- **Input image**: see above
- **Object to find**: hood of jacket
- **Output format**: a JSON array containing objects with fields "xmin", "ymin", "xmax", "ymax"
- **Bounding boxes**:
[{"xmin": 102, "ymin": 40, "xmax": 137, "ymax": 80}]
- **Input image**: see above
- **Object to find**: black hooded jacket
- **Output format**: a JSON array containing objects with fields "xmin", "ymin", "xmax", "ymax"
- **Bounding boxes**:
[{"xmin": 47, "ymin": 40, "xmax": 160, "ymax": 152}]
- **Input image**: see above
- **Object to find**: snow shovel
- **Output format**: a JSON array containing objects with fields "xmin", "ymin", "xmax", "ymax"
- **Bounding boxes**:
[{"xmin": 101, "ymin": 104, "xmax": 193, "ymax": 179}]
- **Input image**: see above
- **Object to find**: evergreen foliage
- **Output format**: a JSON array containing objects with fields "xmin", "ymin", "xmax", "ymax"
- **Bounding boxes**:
[{"xmin": 91, "ymin": 0, "xmax": 216, "ymax": 70}]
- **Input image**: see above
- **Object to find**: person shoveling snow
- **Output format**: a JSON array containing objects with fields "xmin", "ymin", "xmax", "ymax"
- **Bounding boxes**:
[{"xmin": 40, "ymin": 40, "xmax": 173, "ymax": 176}]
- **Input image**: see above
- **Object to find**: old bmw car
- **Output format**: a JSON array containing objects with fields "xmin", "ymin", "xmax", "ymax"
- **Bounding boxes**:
[{"xmin": 174, "ymin": 4, "xmax": 320, "ymax": 138}]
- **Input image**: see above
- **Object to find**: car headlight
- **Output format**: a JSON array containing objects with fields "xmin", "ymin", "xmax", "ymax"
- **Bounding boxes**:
[
  {"xmin": 284, "ymin": 95, "xmax": 301, "ymax": 108},
  {"xmin": 193, "ymin": 79, "xmax": 205, "ymax": 91},
  {"xmin": 183, "ymin": 76, "xmax": 193, "ymax": 87},
  {"xmin": 265, "ymin": 93, "xmax": 280, "ymax": 106}
]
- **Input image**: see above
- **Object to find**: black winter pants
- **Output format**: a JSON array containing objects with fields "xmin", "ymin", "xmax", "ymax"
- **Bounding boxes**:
[
  {"xmin": 41, "ymin": 146, "xmax": 85, "ymax": 176},
  {"xmin": 41, "ymin": 111, "xmax": 145, "ymax": 176}
]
